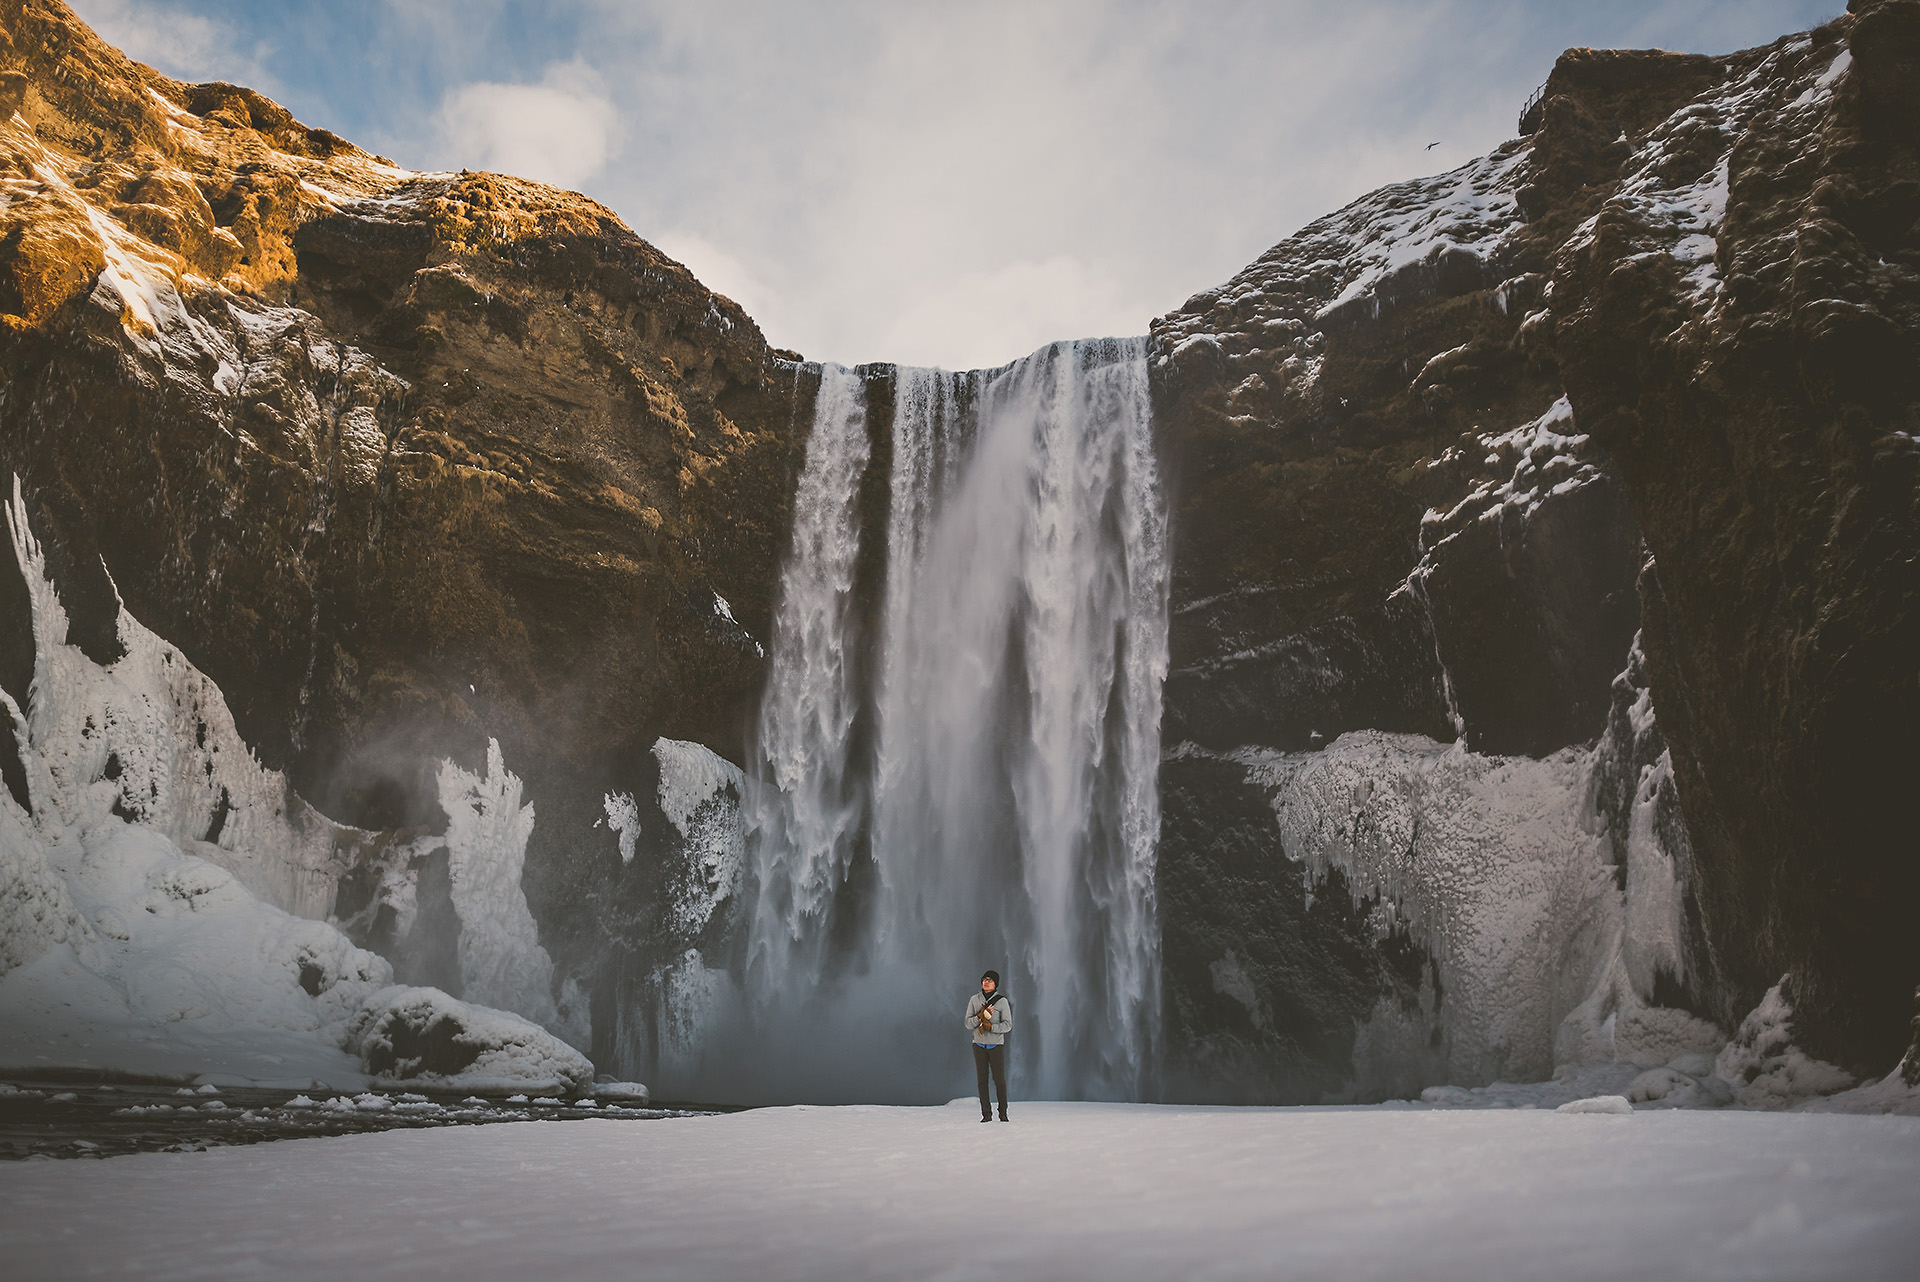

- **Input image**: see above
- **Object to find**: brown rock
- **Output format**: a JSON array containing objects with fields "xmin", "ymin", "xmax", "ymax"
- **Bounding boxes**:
[{"xmin": 0, "ymin": 0, "xmax": 807, "ymax": 1024}]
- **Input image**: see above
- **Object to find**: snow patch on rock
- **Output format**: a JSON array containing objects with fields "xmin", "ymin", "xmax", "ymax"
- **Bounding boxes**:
[
  {"xmin": 1570, "ymin": 30, "xmax": 1858, "ymax": 310},
  {"xmin": 1416, "ymin": 397, "xmax": 1605, "ymax": 558},
  {"xmin": 653, "ymin": 737, "xmax": 745, "ymax": 937}
]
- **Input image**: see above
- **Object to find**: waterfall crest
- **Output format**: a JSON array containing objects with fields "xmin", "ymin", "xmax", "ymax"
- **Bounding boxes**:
[{"xmin": 740, "ymin": 338, "xmax": 1169, "ymax": 1102}]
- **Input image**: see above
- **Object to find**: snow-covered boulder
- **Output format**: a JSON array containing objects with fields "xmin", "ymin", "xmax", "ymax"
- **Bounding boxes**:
[{"xmin": 350, "ymin": 987, "xmax": 592, "ymax": 1094}]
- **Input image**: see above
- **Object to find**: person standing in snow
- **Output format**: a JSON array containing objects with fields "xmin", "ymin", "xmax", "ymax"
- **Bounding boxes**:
[{"xmin": 966, "ymin": 970, "xmax": 1012, "ymax": 1122}]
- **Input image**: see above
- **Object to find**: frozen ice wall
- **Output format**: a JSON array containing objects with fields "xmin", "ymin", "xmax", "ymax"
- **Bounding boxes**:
[{"xmin": 733, "ymin": 339, "xmax": 1169, "ymax": 1102}]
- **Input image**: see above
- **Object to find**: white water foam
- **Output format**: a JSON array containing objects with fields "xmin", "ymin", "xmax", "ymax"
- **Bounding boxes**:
[{"xmin": 734, "ymin": 339, "xmax": 1169, "ymax": 1102}]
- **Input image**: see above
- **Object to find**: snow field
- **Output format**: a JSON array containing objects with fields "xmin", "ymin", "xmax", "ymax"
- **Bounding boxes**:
[{"xmin": 1, "ymin": 1102, "xmax": 1915, "ymax": 1281}]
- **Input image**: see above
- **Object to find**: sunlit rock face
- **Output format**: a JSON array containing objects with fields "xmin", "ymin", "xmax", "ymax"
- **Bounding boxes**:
[
  {"xmin": 0, "ymin": 1, "xmax": 803, "ymax": 1063},
  {"xmin": 1150, "ymin": 1, "xmax": 1917, "ymax": 1097}
]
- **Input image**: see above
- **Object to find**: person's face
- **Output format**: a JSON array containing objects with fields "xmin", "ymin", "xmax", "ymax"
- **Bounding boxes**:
[{"xmin": 981, "ymin": 978, "xmax": 996, "ymax": 993}]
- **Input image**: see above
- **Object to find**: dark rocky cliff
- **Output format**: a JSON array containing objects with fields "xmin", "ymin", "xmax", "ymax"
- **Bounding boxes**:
[{"xmin": 1150, "ymin": 0, "xmax": 1917, "ymax": 1098}]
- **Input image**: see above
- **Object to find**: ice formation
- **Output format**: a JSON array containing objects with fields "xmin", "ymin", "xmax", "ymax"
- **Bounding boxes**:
[
  {"xmin": 1215, "ymin": 619, "xmax": 1868, "ymax": 1110},
  {"xmin": 602, "ymin": 791, "xmax": 641, "ymax": 866},
  {"xmin": 1238, "ymin": 730, "xmax": 1624, "ymax": 1085},
  {"xmin": 0, "ymin": 479, "xmax": 590, "ymax": 1092},
  {"xmin": 438, "ymin": 740, "xmax": 560, "ymax": 1029},
  {"xmin": 1716, "ymin": 981, "xmax": 1856, "ymax": 1109}
]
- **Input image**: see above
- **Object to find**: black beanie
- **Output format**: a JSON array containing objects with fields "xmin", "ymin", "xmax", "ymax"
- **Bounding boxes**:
[{"xmin": 981, "ymin": 970, "xmax": 1001, "ymax": 986}]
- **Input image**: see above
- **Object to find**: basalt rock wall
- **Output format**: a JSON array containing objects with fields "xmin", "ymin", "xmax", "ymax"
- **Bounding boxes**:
[
  {"xmin": 1148, "ymin": 0, "xmax": 1917, "ymax": 1099},
  {"xmin": 1551, "ymin": 0, "xmax": 1920, "ymax": 1073}
]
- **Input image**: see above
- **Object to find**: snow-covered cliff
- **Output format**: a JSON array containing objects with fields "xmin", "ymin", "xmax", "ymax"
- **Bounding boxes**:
[{"xmin": 0, "ymin": 479, "xmax": 592, "ymax": 1091}]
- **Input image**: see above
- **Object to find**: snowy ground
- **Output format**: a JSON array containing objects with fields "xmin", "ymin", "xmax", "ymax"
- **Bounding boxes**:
[{"xmin": 1, "ymin": 1101, "xmax": 1915, "ymax": 1281}]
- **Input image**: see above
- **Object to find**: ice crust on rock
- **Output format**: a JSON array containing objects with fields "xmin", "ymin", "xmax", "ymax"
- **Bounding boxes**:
[
  {"xmin": 0, "ymin": 480, "xmax": 590, "ymax": 1093},
  {"xmin": 351, "ymin": 986, "xmax": 591, "ymax": 1094},
  {"xmin": 592, "ymin": 1079, "xmax": 650, "ymax": 1101}
]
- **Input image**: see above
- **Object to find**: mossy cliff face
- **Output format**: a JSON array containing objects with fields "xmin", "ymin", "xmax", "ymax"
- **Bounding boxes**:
[
  {"xmin": 1150, "ymin": 1, "xmax": 1917, "ymax": 1097},
  {"xmin": 0, "ymin": 0, "xmax": 805, "ymax": 1026}
]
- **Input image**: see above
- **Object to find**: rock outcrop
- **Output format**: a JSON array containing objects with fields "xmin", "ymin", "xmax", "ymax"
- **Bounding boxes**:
[{"xmin": 1149, "ymin": 0, "xmax": 1916, "ymax": 1097}]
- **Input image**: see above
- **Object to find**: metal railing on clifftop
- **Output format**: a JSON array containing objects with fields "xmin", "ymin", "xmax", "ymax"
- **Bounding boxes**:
[{"xmin": 1519, "ymin": 81, "xmax": 1548, "ymax": 134}]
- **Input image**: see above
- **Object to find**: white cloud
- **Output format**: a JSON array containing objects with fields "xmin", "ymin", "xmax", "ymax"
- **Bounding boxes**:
[
  {"xmin": 71, "ymin": 0, "xmax": 1848, "ymax": 370},
  {"xmin": 67, "ymin": 0, "xmax": 274, "ymax": 88},
  {"xmin": 863, "ymin": 255, "xmax": 1161, "ymax": 373},
  {"xmin": 434, "ymin": 59, "xmax": 615, "ymax": 192}
]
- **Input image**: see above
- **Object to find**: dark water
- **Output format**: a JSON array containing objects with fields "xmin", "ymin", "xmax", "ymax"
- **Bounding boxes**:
[{"xmin": 0, "ymin": 1077, "xmax": 730, "ymax": 1160}]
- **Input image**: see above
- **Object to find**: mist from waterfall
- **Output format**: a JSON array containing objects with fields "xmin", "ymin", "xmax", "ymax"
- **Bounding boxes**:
[{"xmin": 734, "ymin": 338, "xmax": 1168, "ymax": 1103}]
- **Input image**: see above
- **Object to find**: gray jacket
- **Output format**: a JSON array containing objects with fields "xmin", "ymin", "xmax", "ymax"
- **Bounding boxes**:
[{"xmin": 966, "ymin": 992, "xmax": 1011, "ymax": 1046}]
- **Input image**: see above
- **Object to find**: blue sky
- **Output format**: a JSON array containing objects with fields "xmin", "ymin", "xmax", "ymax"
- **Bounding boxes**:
[{"xmin": 72, "ymin": 1, "xmax": 1843, "ymax": 368}]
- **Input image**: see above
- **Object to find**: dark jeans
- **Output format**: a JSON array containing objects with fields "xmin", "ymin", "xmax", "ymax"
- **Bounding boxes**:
[{"xmin": 973, "ymin": 1043, "xmax": 1008, "ymax": 1118}]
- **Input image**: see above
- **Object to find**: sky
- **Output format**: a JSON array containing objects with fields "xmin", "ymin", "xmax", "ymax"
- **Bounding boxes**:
[{"xmin": 70, "ymin": 1, "xmax": 1843, "ymax": 370}]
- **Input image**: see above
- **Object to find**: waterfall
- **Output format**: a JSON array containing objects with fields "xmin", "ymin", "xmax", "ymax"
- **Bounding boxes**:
[
  {"xmin": 740, "ymin": 338, "xmax": 1169, "ymax": 1102},
  {"xmin": 746, "ymin": 364, "xmax": 872, "ymax": 986}
]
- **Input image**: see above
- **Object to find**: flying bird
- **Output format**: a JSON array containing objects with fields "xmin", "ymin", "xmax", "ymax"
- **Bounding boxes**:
[{"xmin": 1426, "ymin": 141, "xmax": 1441, "ymax": 150}]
